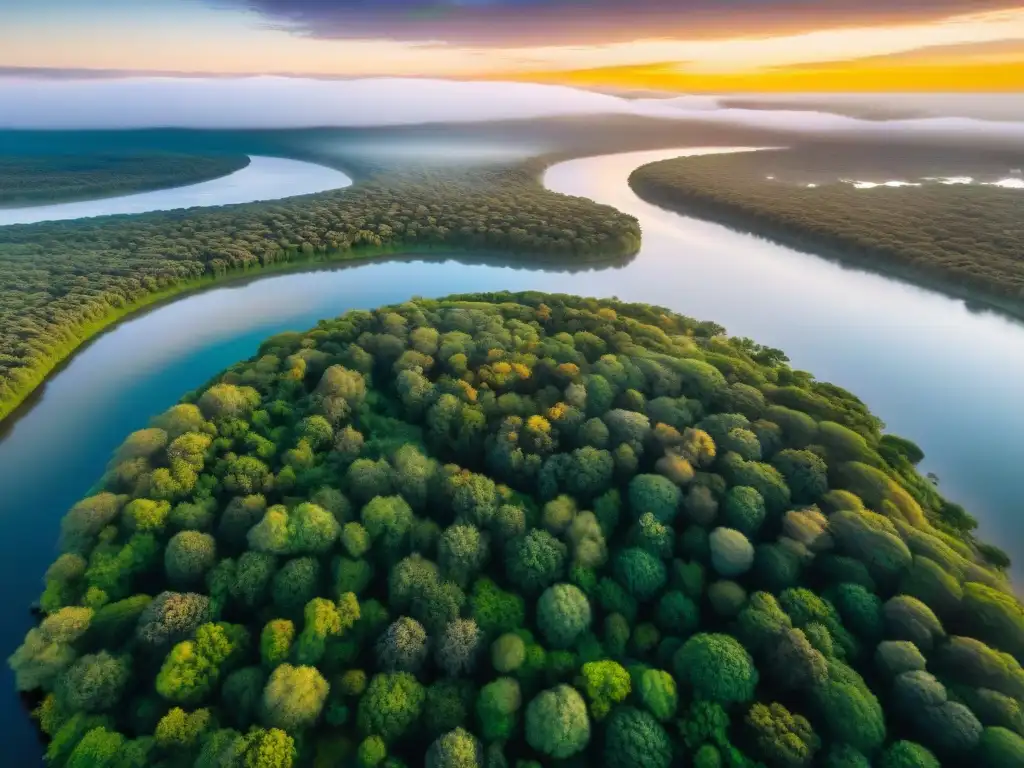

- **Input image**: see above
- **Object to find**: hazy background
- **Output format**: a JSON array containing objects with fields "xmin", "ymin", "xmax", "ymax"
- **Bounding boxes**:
[{"xmin": 1, "ymin": 78, "xmax": 1024, "ymax": 148}]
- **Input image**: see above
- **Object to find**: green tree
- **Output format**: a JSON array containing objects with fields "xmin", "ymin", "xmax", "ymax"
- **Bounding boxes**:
[
  {"xmin": 606, "ymin": 706, "xmax": 673, "ymax": 768},
  {"xmin": 674, "ymin": 633, "xmax": 758, "ymax": 705},
  {"xmin": 613, "ymin": 547, "xmax": 667, "ymax": 601},
  {"xmin": 427, "ymin": 728, "xmax": 483, "ymax": 768},
  {"xmin": 377, "ymin": 617, "xmax": 428, "ymax": 673},
  {"xmin": 638, "ymin": 668, "xmax": 677, "ymax": 722},
  {"xmin": 476, "ymin": 677, "xmax": 522, "ymax": 741},
  {"xmin": 262, "ymin": 664, "xmax": 329, "ymax": 731},
  {"xmin": 747, "ymin": 702, "xmax": 820, "ymax": 767},
  {"xmin": 525, "ymin": 685, "xmax": 590, "ymax": 758},
  {"xmin": 536, "ymin": 583, "xmax": 592, "ymax": 649},
  {"xmin": 580, "ymin": 660, "xmax": 631, "ymax": 719},
  {"xmin": 358, "ymin": 672, "xmax": 425, "ymax": 742},
  {"xmin": 505, "ymin": 530, "xmax": 566, "ymax": 594}
]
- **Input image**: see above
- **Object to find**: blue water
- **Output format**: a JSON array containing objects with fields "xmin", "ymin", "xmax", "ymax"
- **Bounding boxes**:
[{"xmin": 1, "ymin": 147, "xmax": 1023, "ymax": 763}]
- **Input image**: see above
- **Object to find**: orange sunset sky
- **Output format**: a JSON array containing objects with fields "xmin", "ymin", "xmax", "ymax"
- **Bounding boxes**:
[{"xmin": 0, "ymin": 0, "xmax": 1021, "ymax": 91}]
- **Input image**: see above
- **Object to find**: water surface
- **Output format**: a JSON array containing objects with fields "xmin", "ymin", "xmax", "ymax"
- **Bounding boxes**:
[
  {"xmin": 0, "ymin": 155, "xmax": 352, "ymax": 225},
  {"xmin": 2, "ymin": 147, "xmax": 1023, "ymax": 762}
]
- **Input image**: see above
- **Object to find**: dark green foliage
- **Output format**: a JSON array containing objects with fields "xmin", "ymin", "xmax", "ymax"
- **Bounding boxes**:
[
  {"xmin": 628, "ymin": 474, "xmax": 682, "ymax": 523},
  {"xmin": 425, "ymin": 679, "xmax": 474, "ymax": 737},
  {"xmin": 470, "ymin": 578, "xmax": 525, "ymax": 638},
  {"xmin": 978, "ymin": 727, "xmax": 1024, "ymax": 768},
  {"xmin": 771, "ymin": 450, "xmax": 828, "ymax": 504},
  {"xmin": 358, "ymin": 672, "xmax": 425, "ymax": 742},
  {"xmin": 655, "ymin": 591, "xmax": 699, "ymax": 636},
  {"xmin": 877, "ymin": 741, "xmax": 940, "ymax": 768},
  {"xmin": 505, "ymin": 530, "xmax": 566, "ymax": 594},
  {"xmin": 377, "ymin": 617, "xmax": 428, "ymax": 673},
  {"xmin": 0, "ymin": 153, "xmax": 248, "ymax": 206},
  {"xmin": 614, "ymin": 547, "xmax": 667, "ymax": 601},
  {"xmin": 829, "ymin": 583, "xmax": 883, "ymax": 643},
  {"xmin": 638, "ymin": 668, "xmax": 677, "ymax": 722},
  {"xmin": 961, "ymin": 582, "xmax": 1024, "ymax": 660},
  {"xmin": 605, "ymin": 706, "xmax": 672, "ymax": 768},
  {"xmin": 810, "ymin": 660, "xmax": 885, "ymax": 754},
  {"xmin": 722, "ymin": 486, "xmax": 766, "ymax": 537},
  {"xmin": 883, "ymin": 595, "xmax": 944, "ymax": 651},
  {"xmin": 536, "ymin": 583, "xmax": 592, "ymax": 648},
  {"xmin": 674, "ymin": 633, "xmax": 758, "ymax": 705},
  {"xmin": 476, "ymin": 677, "xmax": 522, "ymax": 742},
  {"xmin": 875, "ymin": 640, "xmax": 926, "ymax": 678},
  {"xmin": 708, "ymin": 580, "xmax": 747, "ymax": 618},
  {"xmin": 56, "ymin": 652, "xmax": 129, "ymax": 713},
  {"xmin": 747, "ymin": 701, "xmax": 820, "ymax": 767},
  {"xmin": 272, "ymin": 557, "xmax": 322, "ymax": 617},
  {"xmin": 16, "ymin": 292, "xmax": 1019, "ymax": 768}
]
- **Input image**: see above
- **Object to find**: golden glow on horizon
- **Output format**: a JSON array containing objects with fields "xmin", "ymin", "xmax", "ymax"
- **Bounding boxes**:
[{"xmin": 0, "ymin": 4, "xmax": 1021, "ymax": 90}]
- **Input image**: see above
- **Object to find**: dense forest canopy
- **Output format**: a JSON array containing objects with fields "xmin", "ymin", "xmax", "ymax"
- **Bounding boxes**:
[
  {"xmin": 12, "ymin": 291, "xmax": 1022, "ymax": 768},
  {"xmin": 0, "ymin": 165, "xmax": 640, "ymax": 424},
  {"xmin": 628, "ymin": 146, "xmax": 1024, "ymax": 316},
  {"xmin": 0, "ymin": 154, "xmax": 249, "ymax": 207}
]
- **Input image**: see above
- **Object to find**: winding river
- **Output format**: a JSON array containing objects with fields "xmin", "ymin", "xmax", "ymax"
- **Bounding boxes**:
[
  {"xmin": 0, "ymin": 155, "xmax": 353, "ymax": 225},
  {"xmin": 2, "ymin": 146, "xmax": 1023, "ymax": 761}
]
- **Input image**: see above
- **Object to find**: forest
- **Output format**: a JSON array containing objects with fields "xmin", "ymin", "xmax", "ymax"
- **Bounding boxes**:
[
  {"xmin": 0, "ymin": 164, "xmax": 641, "ymax": 424},
  {"xmin": 11, "ymin": 290, "xmax": 1023, "ymax": 768},
  {"xmin": 628, "ymin": 146, "xmax": 1024, "ymax": 316},
  {"xmin": 0, "ymin": 154, "xmax": 249, "ymax": 207}
]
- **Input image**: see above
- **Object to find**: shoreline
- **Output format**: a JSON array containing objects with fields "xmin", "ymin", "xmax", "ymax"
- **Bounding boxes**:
[
  {"xmin": 0, "ymin": 240, "xmax": 637, "ymax": 432},
  {"xmin": 628, "ymin": 174, "xmax": 1024, "ymax": 326},
  {"xmin": 0, "ymin": 155, "xmax": 251, "ymax": 210}
]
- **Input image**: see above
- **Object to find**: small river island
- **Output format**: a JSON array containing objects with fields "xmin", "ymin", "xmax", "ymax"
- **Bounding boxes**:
[{"xmin": 11, "ymin": 291, "xmax": 1022, "ymax": 768}]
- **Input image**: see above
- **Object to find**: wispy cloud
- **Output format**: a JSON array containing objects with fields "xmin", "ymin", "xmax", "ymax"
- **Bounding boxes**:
[{"xmin": 212, "ymin": 0, "xmax": 1022, "ymax": 46}]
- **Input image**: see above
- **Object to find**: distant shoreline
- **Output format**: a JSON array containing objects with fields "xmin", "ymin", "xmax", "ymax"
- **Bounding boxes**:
[{"xmin": 628, "ymin": 171, "xmax": 1024, "ymax": 325}]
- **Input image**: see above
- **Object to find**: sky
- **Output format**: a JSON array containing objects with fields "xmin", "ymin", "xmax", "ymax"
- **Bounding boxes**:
[{"xmin": 0, "ymin": 0, "xmax": 1022, "ymax": 91}]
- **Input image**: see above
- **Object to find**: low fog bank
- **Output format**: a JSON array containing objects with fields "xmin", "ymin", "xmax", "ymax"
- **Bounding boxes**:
[{"xmin": 1, "ymin": 77, "xmax": 1023, "ymax": 145}]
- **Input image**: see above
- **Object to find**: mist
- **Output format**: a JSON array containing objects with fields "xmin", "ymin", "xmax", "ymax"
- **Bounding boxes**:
[{"xmin": 1, "ymin": 76, "xmax": 1023, "ymax": 145}]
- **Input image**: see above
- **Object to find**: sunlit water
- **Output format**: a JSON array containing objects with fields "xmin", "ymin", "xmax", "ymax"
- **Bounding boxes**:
[
  {"xmin": 0, "ymin": 156, "xmax": 352, "ymax": 225},
  {"xmin": 1, "ymin": 147, "xmax": 1023, "ymax": 761}
]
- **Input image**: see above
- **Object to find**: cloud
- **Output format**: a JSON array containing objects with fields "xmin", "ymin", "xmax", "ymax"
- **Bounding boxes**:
[
  {"xmin": 213, "ymin": 0, "xmax": 1020, "ymax": 46},
  {"xmin": 1, "ymin": 76, "xmax": 1023, "ymax": 147}
]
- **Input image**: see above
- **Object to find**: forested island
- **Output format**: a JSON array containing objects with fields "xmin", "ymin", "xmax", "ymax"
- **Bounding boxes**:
[
  {"xmin": 12, "ymin": 291, "xmax": 1023, "ymax": 768},
  {"xmin": 0, "ymin": 165, "xmax": 640, "ymax": 424},
  {"xmin": 628, "ymin": 147, "xmax": 1024, "ymax": 318},
  {"xmin": 0, "ymin": 154, "xmax": 250, "ymax": 207}
]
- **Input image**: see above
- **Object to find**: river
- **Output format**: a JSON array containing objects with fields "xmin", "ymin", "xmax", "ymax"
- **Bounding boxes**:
[
  {"xmin": 1, "ymin": 146, "xmax": 1023, "ymax": 761},
  {"xmin": 0, "ymin": 155, "xmax": 352, "ymax": 225}
]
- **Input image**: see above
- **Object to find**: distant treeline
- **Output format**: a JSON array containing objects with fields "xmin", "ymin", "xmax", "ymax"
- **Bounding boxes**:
[
  {"xmin": 0, "ymin": 153, "xmax": 249, "ymax": 206},
  {"xmin": 629, "ymin": 147, "xmax": 1024, "ymax": 316},
  {"xmin": 0, "ymin": 164, "xmax": 641, "ymax": 424}
]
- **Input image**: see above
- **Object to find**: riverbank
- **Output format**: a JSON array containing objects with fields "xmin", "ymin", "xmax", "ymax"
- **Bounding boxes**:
[
  {"xmin": 628, "ymin": 170, "xmax": 1024, "ymax": 325},
  {"xmin": 0, "ymin": 239, "xmax": 637, "ymax": 428},
  {"xmin": 0, "ymin": 153, "xmax": 250, "ymax": 208}
]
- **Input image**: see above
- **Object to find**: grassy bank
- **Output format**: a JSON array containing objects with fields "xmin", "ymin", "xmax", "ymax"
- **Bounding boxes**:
[{"xmin": 0, "ymin": 231, "xmax": 639, "ymax": 427}]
